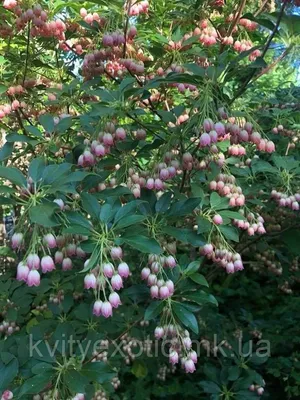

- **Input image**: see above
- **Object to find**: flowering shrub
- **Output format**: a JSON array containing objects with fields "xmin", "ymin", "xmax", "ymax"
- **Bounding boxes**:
[{"xmin": 0, "ymin": 0, "xmax": 300, "ymax": 398}]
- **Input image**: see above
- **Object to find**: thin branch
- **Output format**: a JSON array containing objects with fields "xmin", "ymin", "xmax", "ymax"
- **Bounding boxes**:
[
  {"xmin": 125, "ymin": 111, "xmax": 165, "ymax": 141},
  {"xmin": 219, "ymin": 0, "xmax": 247, "ymax": 54},
  {"xmin": 179, "ymin": 170, "xmax": 187, "ymax": 192},
  {"xmin": 0, "ymin": 121, "xmax": 11, "ymax": 131},
  {"xmin": 11, "ymin": 146, "xmax": 33, "ymax": 163},
  {"xmin": 22, "ymin": 23, "xmax": 31, "ymax": 85},
  {"xmin": 123, "ymin": 0, "xmax": 132, "ymax": 58},
  {"xmin": 261, "ymin": 0, "xmax": 287, "ymax": 59},
  {"xmin": 229, "ymin": 1, "xmax": 288, "ymax": 105},
  {"xmin": 19, "ymin": 107, "xmax": 34, "ymax": 126},
  {"xmin": 238, "ymin": 223, "xmax": 300, "ymax": 255},
  {"xmin": 208, "ymin": 18, "xmax": 222, "ymax": 41},
  {"xmin": 254, "ymin": 0, "xmax": 269, "ymax": 17},
  {"xmin": 228, "ymin": 0, "xmax": 247, "ymax": 38},
  {"xmin": 251, "ymin": 47, "xmax": 291, "ymax": 83},
  {"xmin": 8, "ymin": 95, "xmax": 29, "ymax": 136},
  {"xmin": 14, "ymin": 110, "xmax": 28, "ymax": 135}
]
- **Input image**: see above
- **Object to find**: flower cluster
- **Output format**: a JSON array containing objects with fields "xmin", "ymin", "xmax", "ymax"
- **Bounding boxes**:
[
  {"xmin": 13, "ymin": 231, "xmax": 87, "ymax": 287},
  {"xmin": 249, "ymin": 384, "xmax": 265, "ymax": 396},
  {"xmin": 154, "ymin": 325, "xmax": 198, "ymax": 373},
  {"xmin": 201, "ymin": 244, "xmax": 244, "ymax": 274},
  {"xmin": 141, "ymin": 254, "xmax": 176, "ymax": 299},
  {"xmin": 271, "ymin": 190, "xmax": 300, "ymax": 210},
  {"xmin": 126, "ymin": 0, "xmax": 149, "ymax": 16},
  {"xmin": 233, "ymin": 212, "xmax": 266, "ymax": 236},
  {"xmin": 85, "ymin": 247, "xmax": 130, "ymax": 318},
  {"xmin": 78, "ymin": 122, "xmax": 127, "ymax": 167},
  {"xmin": 0, "ymin": 320, "xmax": 20, "ymax": 336},
  {"xmin": 80, "ymin": 8, "xmax": 106, "ymax": 27},
  {"xmin": 209, "ymin": 174, "xmax": 246, "ymax": 207},
  {"xmin": 12, "ymin": 5, "xmax": 66, "ymax": 40}
]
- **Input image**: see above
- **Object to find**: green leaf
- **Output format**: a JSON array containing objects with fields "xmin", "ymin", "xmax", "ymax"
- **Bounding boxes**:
[
  {"xmin": 210, "ymin": 192, "xmax": 229, "ymax": 210},
  {"xmin": 248, "ymin": 354, "xmax": 268, "ymax": 365},
  {"xmin": 115, "ymin": 214, "xmax": 146, "ymax": 229},
  {"xmin": 39, "ymin": 114, "xmax": 55, "ymax": 133},
  {"xmin": 184, "ymin": 63, "xmax": 206, "ymax": 76},
  {"xmin": 217, "ymin": 140, "xmax": 230, "ymax": 152},
  {"xmin": 183, "ymin": 291, "xmax": 218, "ymax": 306},
  {"xmin": 31, "ymin": 362, "xmax": 54, "ymax": 375},
  {"xmin": 65, "ymin": 211, "xmax": 92, "ymax": 230},
  {"xmin": 160, "ymin": 226, "xmax": 205, "ymax": 247},
  {"xmin": 131, "ymin": 360, "xmax": 148, "ymax": 378},
  {"xmin": 122, "ymin": 235, "xmax": 162, "ymax": 254},
  {"xmin": 52, "ymin": 171, "xmax": 90, "ymax": 189},
  {"xmin": 219, "ymin": 225, "xmax": 239, "ymax": 242},
  {"xmin": 42, "ymin": 163, "xmax": 72, "ymax": 185},
  {"xmin": 199, "ymin": 381, "xmax": 221, "ymax": 394},
  {"xmin": 155, "ymin": 192, "xmax": 172, "ymax": 213},
  {"xmin": 0, "ymin": 142, "xmax": 14, "ymax": 161},
  {"xmin": 81, "ymin": 362, "xmax": 115, "ymax": 384},
  {"xmin": 0, "ymin": 195, "xmax": 15, "ymax": 205},
  {"xmin": 251, "ymin": 160, "xmax": 277, "ymax": 175},
  {"xmin": 56, "ymin": 117, "xmax": 73, "ymax": 133},
  {"xmin": 6, "ymin": 133, "xmax": 38, "ymax": 144},
  {"xmin": 81, "ymin": 192, "xmax": 101, "ymax": 219},
  {"xmin": 189, "ymin": 273, "xmax": 209, "ymax": 287},
  {"xmin": 99, "ymin": 203, "xmax": 113, "ymax": 223},
  {"xmin": 196, "ymin": 216, "xmax": 212, "ymax": 234},
  {"xmin": 0, "ymin": 353, "xmax": 18, "ymax": 391},
  {"xmin": 28, "ymin": 158, "xmax": 46, "ymax": 183},
  {"xmin": 29, "ymin": 203, "xmax": 60, "ymax": 227},
  {"xmin": 25, "ymin": 125, "xmax": 44, "ymax": 138},
  {"xmin": 64, "ymin": 370, "xmax": 90, "ymax": 392},
  {"xmin": 0, "ymin": 166, "xmax": 27, "ymax": 187},
  {"xmin": 62, "ymin": 224, "xmax": 91, "ymax": 236},
  {"xmin": 114, "ymin": 200, "xmax": 145, "ymax": 223},
  {"xmin": 203, "ymin": 364, "xmax": 220, "ymax": 383},
  {"xmin": 184, "ymin": 260, "xmax": 201, "ymax": 275},
  {"xmin": 272, "ymin": 155, "xmax": 299, "ymax": 171},
  {"xmin": 81, "ymin": 247, "xmax": 98, "ymax": 272},
  {"xmin": 144, "ymin": 301, "xmax": 164, "ymax": 320},
  {"xmin": 0, "ymin": 185, "xmax": 14, "ymax": 195},
  {"xmin": 18, "ymin": 372, "xmax": 52, "ymax": 396},
  {"xmin": 172, "ymin": 303, "xmax": 199, "ymax": 334},
  {"xmin": 228, "ymin": 366, "xmax": 240, "ymax": 380},
  {"xmin": 219, "ymin": 210, "xmax": 245, "ymax": 220},
  {"xmin": 89, "ymin": 104, "xmax": 116, "ymax": 117},
  {"xmin": 0, "ymin": 84, "xmax": 7, "ymax": 94},
  {"xmin": 167, "ymin": 197, "xmax": 200, "ymax": 217},
  {"xmin": 191, "ymin": 183, "xmax": 205, "ymax": 200}
]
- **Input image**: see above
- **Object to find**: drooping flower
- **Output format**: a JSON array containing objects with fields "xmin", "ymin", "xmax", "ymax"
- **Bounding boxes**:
[
  {"xmin": 109, "ymin": 292, "xmax": 122, "ymax": 308},
  {"xmin": 84, "ymin": 273, "xmax": 97, "ymax": 289},
  {"xmin": 101, "ymin": 301, "xmax": 113, "ymax": 318},
  {"xmin": 16, "ymin": 262, "xmax": 29, "ymax": 282},
  {"xmin": 41, "ymin": 256, "xmax": 55, "ymax": 273},
  {"xmin": 118, "ymin": 262, "xmax": 130, "ymax": 278},
  {"xmin": 93, "ymin": 300, "xmax": 103, "ymax": 317},
  {"xmin": 111, "ymin": 274, "xmax": 123, "ymax": 290},
  {"xmin": 27, "ymin": 270, "xmax": 41, "ymax": 287}
]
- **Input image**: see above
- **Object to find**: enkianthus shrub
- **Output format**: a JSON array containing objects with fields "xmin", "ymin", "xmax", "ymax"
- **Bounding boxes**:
[{"xmin": 0, "ymin": 0, "xmax": 299, "ymax": 399}]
